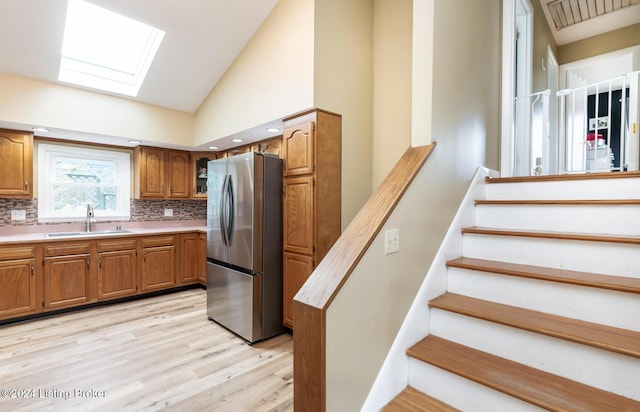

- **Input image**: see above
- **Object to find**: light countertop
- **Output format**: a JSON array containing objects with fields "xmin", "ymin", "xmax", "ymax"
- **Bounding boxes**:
[{"xmin": 0, "ymin": 220, "xmax": 206, "ymax": 245}]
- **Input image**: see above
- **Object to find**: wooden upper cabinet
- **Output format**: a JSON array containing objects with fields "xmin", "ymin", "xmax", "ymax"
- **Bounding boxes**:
[
  {"xmin": 283, "ymin": 122, "xmax": 314, "ymax": 176},
  {"xmin": 191, "ymin": 152, "xmax": 216, "ymax": 199},
  {"xmin": 167, "ymin": 150, "xmax": 190, "ymax": 198},
  {"xmin": 0, "ymin": 129, "xmax": 33, "ymax": 198},
  {"xmin": 134, "ymin": 146, "xmax": 190, "ymax": 199}
]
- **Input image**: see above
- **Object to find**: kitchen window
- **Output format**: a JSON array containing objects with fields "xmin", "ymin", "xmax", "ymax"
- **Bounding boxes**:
[{"xmin": 37, "ymin": 143, "xmax": 131, "ymax": 222}]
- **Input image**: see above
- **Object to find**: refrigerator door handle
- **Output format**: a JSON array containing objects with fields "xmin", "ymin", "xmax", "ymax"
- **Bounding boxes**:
[
  {"xmin": 219, "ymin": 174, "xmax": 229, "ymax": 246},
  {"xmin": 226, "ymin": 175, "xmax": 235, "ymax": 244}
]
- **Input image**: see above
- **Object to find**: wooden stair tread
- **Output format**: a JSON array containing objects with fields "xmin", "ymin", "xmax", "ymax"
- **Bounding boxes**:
[
  {"xmin": 383, "ymin": 386, "xmax": 458, "ymax": 412},
  {"xmin": 429, "ymin": 293, "xmax": 640, "ymax": 358},
  {"xmin": 408, "ymin": 336, "xmax": 640, "ymax": 411},
  {"xmin": 462, "ymin": 226, "xmax": 640, "ymax": 244},
  {"xmin": 485, "ymin": 171, "xmax": 640, "ymax": 184},
  {"xmin": 475, "ymin": 199, "xmax": 640, "ymax": 205},
  {"xmin": 446, "ymin": 257, "xmax": 640, "ymax": 294}
]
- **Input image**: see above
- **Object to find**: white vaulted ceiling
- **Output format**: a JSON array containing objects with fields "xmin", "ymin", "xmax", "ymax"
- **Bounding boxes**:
[{"xmin": 0, "ymin": 0, "xmax": 278, "ymax": 113}]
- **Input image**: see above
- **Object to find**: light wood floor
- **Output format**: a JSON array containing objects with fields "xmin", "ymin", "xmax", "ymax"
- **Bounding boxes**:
[{"xmin": 0, "ymin": 289, "xmax": 293, "ymax": 412}]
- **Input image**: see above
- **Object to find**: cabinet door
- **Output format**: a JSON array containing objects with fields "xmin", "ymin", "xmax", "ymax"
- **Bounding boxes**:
[
  {"xmin": 179, "ymin": 235, "xmax": 199, "ymax": 284},
  {"xmin": 139, "ymin": 147, "xmax": 166, "ymax": 198},
  {"xmin": 258, "ymin": 137, "xmax": 283, "ymax": 157},
  {"xmin": 282, "ymin": 122, "xmax": 314, "ymax": 176},
  {"xmin": 44, "ymin": 255, "xmax": 91, "ymax": 310},
  {"xmin": 283, "ymin": 176, "xmax": 314, "ymax": 255},
  {"xmin": 0, "ymin": 258, "xmax": 37, "ymax": 319},
  {"xmin": 167, "ymin": 150, "xmax": 190, "ymax": 198},
  {"xmin": 141, "ymin": 246, "xmax": 175, "ymax": 291},
  {"xmin": 192, "ymin": 153, "xmax": 214, "ymax": 199},
  {"xmin": 283, "ymin": 252, "xmax": 314, "ymax": 329},
  {"xmin": 0, "ymin": 130, "xmax": 33, "ymax": 198},
  {"xmin": 98, "ymin": 250, "xmax": 137, "ymax": 300}
]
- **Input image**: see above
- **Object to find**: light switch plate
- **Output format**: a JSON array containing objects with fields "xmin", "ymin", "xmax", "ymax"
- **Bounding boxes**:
[
  {"xmin": 11, "ymin": 210, "xmax": 26, "ymax": 221},
  {"xmin": 384, "ymin": 228, "xmax": 399, "ymax": 254},
  {"xmin": 164, "ymin": 209, "xmax": 173, "ymax": 217}
]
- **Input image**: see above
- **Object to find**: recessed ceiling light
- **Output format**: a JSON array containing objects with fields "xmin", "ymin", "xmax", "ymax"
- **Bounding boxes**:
[
  {"xmin": 59, "ymin": 0, "xmax": 165, "ymax": 97},
  {"xmin": 128, "ymin": 140, "xmax": 141, "ymax": 145},
  {"xmin": 208, "ymin": 146, "xmax": 218, "ymax": 150},
  {"xmin": 32, "ymin": 127, "xmax": 50, "ymax": 133},
  {"xmin": 231, "ymin": 138, "xmax": 243, "ymax": 143},
  {"xmin": 266, "ymin": 127, "xmax": 280, "ymax": 133}
]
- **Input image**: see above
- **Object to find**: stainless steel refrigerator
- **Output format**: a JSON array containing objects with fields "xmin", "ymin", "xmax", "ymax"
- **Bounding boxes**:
[{"xmin": 206, "ymin": 152, "xmax": 284, "ymax": 344}]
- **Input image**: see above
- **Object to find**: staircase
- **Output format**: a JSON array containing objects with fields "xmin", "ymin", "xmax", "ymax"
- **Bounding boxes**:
[{"xmin": 383, "ymin": 172, "xmax": 640, "ymax": 411}]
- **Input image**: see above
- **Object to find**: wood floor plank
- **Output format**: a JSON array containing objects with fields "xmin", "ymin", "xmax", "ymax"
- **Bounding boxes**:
[
  {"xmin": 0, "ymin": 289, "xmax": 293, "ymax": 411},
  {"xmin": 446, "ymin": 257, "xmax": 640, "ymax": 294},
  {"xmin": 430, "ymin": 293, "xmax": 640, "ymax": 358},
  {"xmin": 408, "ymin": 336, "xmax": 640, "ymax": 411}
]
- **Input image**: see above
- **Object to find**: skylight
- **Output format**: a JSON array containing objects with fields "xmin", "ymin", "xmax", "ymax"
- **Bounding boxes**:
[{"xmin": 59, "ymin": 0, "xmax": 165, "ymax": 96}]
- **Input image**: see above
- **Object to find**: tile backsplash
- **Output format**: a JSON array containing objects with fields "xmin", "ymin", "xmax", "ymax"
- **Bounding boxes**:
[{"xmin": 0, "ymin": 198, "xmax": 207, "ymax": 227}]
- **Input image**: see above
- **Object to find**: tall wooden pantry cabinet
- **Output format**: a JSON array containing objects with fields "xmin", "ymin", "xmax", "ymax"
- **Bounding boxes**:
[{"xmin": 282, "ymin": 109, "xmax": 341, "ymax": 329}]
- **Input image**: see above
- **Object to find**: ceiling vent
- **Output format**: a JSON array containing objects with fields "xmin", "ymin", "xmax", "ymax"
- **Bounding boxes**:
[{"xmin": 545, "ymin": 0, "xmax": 640, "ymax": 30}]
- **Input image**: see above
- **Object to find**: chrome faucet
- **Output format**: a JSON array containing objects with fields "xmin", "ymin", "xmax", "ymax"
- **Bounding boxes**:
[{"xmin": 86, "ymin": 203, "xmax": 95, "ymax": 232}]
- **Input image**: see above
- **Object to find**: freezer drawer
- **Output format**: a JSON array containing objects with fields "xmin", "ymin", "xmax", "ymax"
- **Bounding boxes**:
[{"xmin": 206, "ymin": 262, "xmax": 261, "ymax": 342}]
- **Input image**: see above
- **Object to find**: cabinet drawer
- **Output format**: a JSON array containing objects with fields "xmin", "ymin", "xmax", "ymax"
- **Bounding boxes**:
[
  {"xmin": 141, "ymin": 236, "xmax": 175, "ymax": 248},
  {"xmin": 0, "ymin": 246, "xmax": 35, "ymax": 261},
  {"xmin": 97, "ymin": 239, "xmax": 137, "ymax": 252},
  {"xmin": 44, "ymin": 243, "xmax": 91, "ymax": 257}
]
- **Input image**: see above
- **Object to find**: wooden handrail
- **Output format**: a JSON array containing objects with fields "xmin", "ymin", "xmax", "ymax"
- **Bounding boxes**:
[{"xmin": 293, "ymin": 143, "xmax": 436, "ymax": 411}]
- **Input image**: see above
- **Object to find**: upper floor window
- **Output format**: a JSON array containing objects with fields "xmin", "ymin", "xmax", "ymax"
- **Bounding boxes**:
[{"xmin": 37, "ymin": 143, "xmax": 131, "ymax": 222}]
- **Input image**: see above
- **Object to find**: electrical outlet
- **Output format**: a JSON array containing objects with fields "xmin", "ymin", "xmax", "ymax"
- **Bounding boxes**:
[
  {"xmin": 164, "ymin": 208, "xmax": 173, "ymax": 217},
  {"xmin": 384, "ymin": 228, "xmax": 399, "ymax": 254},
  {"xmin": 11, "ymin": 210, "xmax": 26, "ymax": 221}
]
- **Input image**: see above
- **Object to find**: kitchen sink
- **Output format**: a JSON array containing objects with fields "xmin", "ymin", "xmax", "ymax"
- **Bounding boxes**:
[{"xmin": 45, "ymin": 230, "xmax": 130, "ymax": 238}]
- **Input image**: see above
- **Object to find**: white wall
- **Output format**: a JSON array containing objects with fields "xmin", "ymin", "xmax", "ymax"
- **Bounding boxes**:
[
  {"xmin": 0, "ymin": 72, "xmax": 194, "ymax": 146},
  {"xmin": 313, "ymin": 0, "xmax": 374, "ymax": 228},
  {"xmin": 194, "ymin": 0, "xmax": 315, "ymax": 147},
  {"xmin": 324, "ymin": 0, "xmax": 501, "ymax": 409},
  {"xmin": 371, "ymin": 0, "xmax": 413, "ymax": 189}
]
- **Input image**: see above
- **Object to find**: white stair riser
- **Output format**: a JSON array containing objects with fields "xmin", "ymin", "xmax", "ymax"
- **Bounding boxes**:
[
  {"xmin": 485, "ymin": 178, "xmax": 640, "ymax": 200},
  {"xmin": 408, "ymin": 357, "xmax": 546, "ymax": 412},
  {"xmin": 430, "ymin": 310, "xmax": 640, "ymax": 400},
  {"xmin": 462, "ymin": 233, "xmax": 640, "ymax": 278},
  {"xmin": 475, "ymin": 204, "xmax": 640, "ymax": 235},
  {"xmin": 447, "ymin": 268, "xmax": 640, "ymax": 331}
]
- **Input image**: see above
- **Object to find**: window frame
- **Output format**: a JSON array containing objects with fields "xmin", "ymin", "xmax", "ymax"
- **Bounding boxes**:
[{"xmin": 37, "ymin": 142, "xmax": 131, "ymax": 222}]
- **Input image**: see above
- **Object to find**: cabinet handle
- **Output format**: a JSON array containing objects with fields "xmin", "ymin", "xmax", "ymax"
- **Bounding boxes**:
[
  {"xmin": 99, "ymin": 258, "xmax": 102, "ymax": 269},
  {"xmin": 24, "ymin": 180, "xmax": 29, "ymax": 190},
  {"xmin": 86, "ymin": 259, "xmax": 90, "ymax": 269},
  {"xmin": 143, "ymin": 253, "xmax": 146, "ymax": 262},
  {"xmin": 31, "ymin": 264, "xmax": 34, "ymax": 276}
]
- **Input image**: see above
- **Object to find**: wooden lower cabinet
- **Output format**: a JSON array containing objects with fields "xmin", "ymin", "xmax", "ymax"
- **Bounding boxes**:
[
  {"xmin": 0, "ymin": 257, "xmax": 37, "ymax": 319},
  {"xmin": 141, "ymin": 237, "xmax": 176, "ymax": 292},
  {"xmin": 97, "ymin": 239, "xmax": 138, "ymax": 300},
  {"xmin": 0, "ymin": 231, "xmax": 205, "ymax": 323},
  {"xmin": 283, "ymin": 252, "xmax": 314, "ymax": 329},
  {"xmin": 44, "ymin": 253, "xmax": 91, "ymax": 310},
  {"xmin": 178, "ymin": 234, "xmax": 199, "ymax": 284}
]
